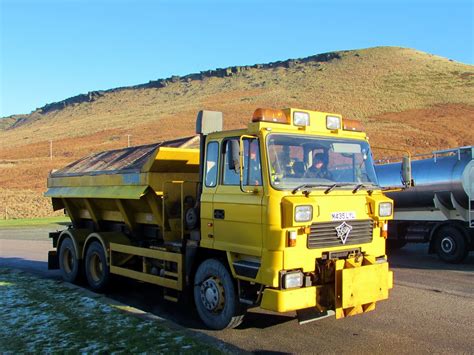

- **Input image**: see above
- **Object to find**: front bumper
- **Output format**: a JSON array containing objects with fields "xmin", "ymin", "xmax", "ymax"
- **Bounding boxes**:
[
  {"xmin": 260, "ymin": 257, "xmax": 393, "ymax": 318},
  {"xmin": 261, "ymin": 286, "xmax": 317, "ymax": 312}
]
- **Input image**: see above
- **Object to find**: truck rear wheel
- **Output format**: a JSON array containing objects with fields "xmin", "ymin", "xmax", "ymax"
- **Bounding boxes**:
[
  {"xmin": 435, "ymin": 226, "xmax": 468, "ymax": 264},
  {"xmin": 59, "ymin": 237, "xmax": 81, "ymax": 283},
  {"xmin": 85, "ymin": 241, "xmax": 110, "ymax": 292},
  {"xmin": 194, "ymin": 259, "xmax": 246, "ymax": 330}
]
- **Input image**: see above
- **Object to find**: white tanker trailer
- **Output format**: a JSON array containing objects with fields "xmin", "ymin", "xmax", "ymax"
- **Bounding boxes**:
[{"xmin": 375, "ymin": 146, "xmax": 474, "ymax": 263}]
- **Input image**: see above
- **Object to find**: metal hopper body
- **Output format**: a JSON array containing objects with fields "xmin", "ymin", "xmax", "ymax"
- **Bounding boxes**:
[{"xmin": 46, "ymin": 136, "xmax": 200, "ymax": 242}]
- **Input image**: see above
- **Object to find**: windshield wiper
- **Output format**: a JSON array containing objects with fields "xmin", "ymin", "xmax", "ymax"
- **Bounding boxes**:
[
  {"xmin": 292, "ymin": 184, "xmax": 331, "ymax": 194},
  {"xmin": 324, "ymin": 183, "xmax": 359, "ymax": 194},
  {"xmin": 352, "ymin": 183, "xmax": 376, "ymax": 194},
  {"xmin": 293, "ymin": 183, "xmax": 376, "ymax": 195},
  {"xmin": 324, "ymin": 183, "xmax": 338, "ymax": 194}
]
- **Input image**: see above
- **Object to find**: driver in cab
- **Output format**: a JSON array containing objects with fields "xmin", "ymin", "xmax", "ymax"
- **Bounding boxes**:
[{"xmin": 306, "ymin": 153, "xmax": 332, "ymax": 180}]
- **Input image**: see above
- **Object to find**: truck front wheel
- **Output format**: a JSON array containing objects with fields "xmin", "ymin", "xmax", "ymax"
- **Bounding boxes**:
[
  {"xmin": 85, "ymin": 241, "xmax": 110, "ymax": 292},
  {"xmin": 434, "ymin": 226, "xmax": 468, "ymax": 263},
  {"xmin": 193, "ymin": 259, "xmax": 246, "ymax": 330},
  {"xmin": 59, "ymin": 237, "xmax": 81, "ymax": 283}
]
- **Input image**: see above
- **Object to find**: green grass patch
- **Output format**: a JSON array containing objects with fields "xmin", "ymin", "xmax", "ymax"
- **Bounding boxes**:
[
  {"xmin": 0, "ymin": 216, "xmax": 70, "ymax": 228},
  {"xmin": 0, "ymin": 268, "xmax": 219, "ymax": 353}
]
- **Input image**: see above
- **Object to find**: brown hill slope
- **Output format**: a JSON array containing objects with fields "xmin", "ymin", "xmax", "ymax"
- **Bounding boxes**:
[{"xmin": 1, "ymin": 46, "xmax": 473, "ymax": 218}]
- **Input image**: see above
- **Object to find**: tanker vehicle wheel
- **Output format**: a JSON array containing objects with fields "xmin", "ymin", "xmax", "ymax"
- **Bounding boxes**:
[
  {"xmin": 193, "ymin": 259, "xmax": 246, "ymax": 330},
  {"xmin": 59, "ymin": 237, "xmax": 81, "ymax": 283},
  {"xmin": 434, "ymin": 226, "xmax": 468, "ymax": 264},
  {"xmin": 85, "ymin": 241, "xmax": 110, "ymax": 292}
]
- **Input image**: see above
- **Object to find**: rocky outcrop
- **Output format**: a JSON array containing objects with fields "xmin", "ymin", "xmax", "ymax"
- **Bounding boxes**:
[
  {"xmin": 40, "ymin": 91, "xmax": 105, "ymax": 114},
  {"xmin": 137, "ymin": 51, "xmax": 341, "ymax": 91},
  {"xmin": 22, "ymin": 51, "xmax": 343, "ymax": 116}
]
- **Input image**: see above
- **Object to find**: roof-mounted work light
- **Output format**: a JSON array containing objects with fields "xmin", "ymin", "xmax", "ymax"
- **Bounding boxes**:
[
  {"xmin": 293, "ymin": 111, "xmax": 310, "ymax": 126},
  {"xmin": 326, "ymin": 115, "xmax": 341, "ymax": 130}
]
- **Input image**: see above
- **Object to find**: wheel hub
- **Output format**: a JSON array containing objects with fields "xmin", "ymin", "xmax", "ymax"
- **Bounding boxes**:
[
  {"xmin": 200, "ymin": 277, "xmax": 225, "ymax": 312},
  {"xmin": 63, "ymin": 248, "xmax": 74, "ymax": 274},
  {"xmin": 90, "ymin": 253, "xmax": 103, "ymax": 282},
  {"xmin": 441, "ymin": 236, "xmax": 454, "ymax": 254}
]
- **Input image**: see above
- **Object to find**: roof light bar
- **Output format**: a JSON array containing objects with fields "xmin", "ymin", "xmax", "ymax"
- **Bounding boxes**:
[
  {"xmin": 343, "ymin": 118, "xmax": 364, "ymax": 132},
  {"xmin": 252, "ymin": 108, "xmax": 289, "ymax": 124}
]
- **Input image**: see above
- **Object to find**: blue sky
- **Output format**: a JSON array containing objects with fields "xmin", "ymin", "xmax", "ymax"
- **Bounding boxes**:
[{"xmin": 0, "ymin": 0, "xmax": 473, "ymax": 117}]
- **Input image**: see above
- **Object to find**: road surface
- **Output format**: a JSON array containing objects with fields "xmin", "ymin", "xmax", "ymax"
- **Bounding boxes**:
[{"xmin": 1, "ymin": 224, "xmax": 473, "ymax": 353}]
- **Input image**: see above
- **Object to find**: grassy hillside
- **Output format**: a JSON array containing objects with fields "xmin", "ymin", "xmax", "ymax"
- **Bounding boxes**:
[{"xmin": 1, "ymin": 46, "xmax": 473, "ymax": 218}]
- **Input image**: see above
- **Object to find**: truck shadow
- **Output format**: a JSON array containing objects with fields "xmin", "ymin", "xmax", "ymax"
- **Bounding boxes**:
[
  {"xmin": 108, "ymin": 277, "xmax": 295, "ymax": 330},
  {"xmin": 387, "ymin": 244, "xmax": 474, "ymax": 272},
  {"xmin": 0, "ymin": 257, "xmax": 62, "ymax": 279},
  {"xmin": 0, "ymin": 258, "xmax": 295, "ymax": 330},
  {"xmin": 235, "ymin": 311, "xmax": 295, "ymax": 329}
]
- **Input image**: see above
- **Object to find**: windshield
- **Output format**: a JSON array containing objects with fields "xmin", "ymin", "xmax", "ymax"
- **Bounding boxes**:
[{"xmin": 266, "ymin": 134, "xmax": 378, "ymax": 190}]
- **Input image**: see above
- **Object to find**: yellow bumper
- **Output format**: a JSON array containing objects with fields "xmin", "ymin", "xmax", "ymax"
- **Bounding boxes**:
[
  {"xmin": 261, "ymin": 286, "xmax": 317, "ymax": 313},
  {"xmin": 260, "ymin": 258, "xmax": 393, "ymax": 317}
]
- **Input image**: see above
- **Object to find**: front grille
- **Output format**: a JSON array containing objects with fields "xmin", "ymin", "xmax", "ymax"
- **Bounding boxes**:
[{"xmin": 307, "ymin": 219, "xmax": 374, "ymax": 249}]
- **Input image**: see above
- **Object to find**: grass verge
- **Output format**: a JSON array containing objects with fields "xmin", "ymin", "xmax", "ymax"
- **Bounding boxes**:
[
  {"xmin": 0, "ymin": 216, "xmax": 70, "ymax": 228},
  {"xmin": 0, "ymin": 268, "xmax": 218, "ymax": 353}
]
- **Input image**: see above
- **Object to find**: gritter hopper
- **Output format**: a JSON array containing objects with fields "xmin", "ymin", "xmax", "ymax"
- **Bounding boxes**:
[{"xmin": 45, "ymin": 136, "xmax": 200, "ymax": 242}]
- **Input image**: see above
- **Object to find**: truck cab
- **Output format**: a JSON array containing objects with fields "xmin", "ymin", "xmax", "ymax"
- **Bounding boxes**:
[{"xmin": 195, "ymin": 108, "xmax": 393, "ymax": 325}]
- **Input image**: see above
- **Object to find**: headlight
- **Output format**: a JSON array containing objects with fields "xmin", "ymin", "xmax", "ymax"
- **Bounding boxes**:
[
  {"xmin": 283, "ymin": 271, "xmax": 304, "ymax": 289},
  {"xmin": 379, "ymin": 202, "xmax": 393, "ymax": 217},
  {"xmin": 295, "ymin": 205, "xmax": 312, "ymax": 222},
  {"xmin": 326, "ymin": 115, "xmax": 341, "ymax": 130},
  {"xmin": 293, "ymin": 111, "xmax": 310, "ymax": 126}
]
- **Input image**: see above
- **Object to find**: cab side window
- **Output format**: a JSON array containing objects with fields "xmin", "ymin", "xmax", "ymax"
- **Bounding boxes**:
[
  {"xmin": 205, "ymin": 141, "xmax": 219, "ymax": 187},
  {"xmin": 223, "ymin": 138, "xmax": 262, "ymax": 186},
  {"xmin": 223, "ymin": 140, "xmax": 240, "ymax": 185},
  {"xmin": 244, "ymin": 139, "xmax": 262, "ymax": 186}
]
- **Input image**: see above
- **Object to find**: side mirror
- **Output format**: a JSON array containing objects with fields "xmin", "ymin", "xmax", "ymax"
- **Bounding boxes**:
[
  {"xmin": 401, "ymin": 155, "xmax": 414, "ymax": 187},
  {"xmin": 196, "ymin": 110, "xmax": 223, "ymax": 135},
  {"xmin": 228, "ymin": 140, "xmax": 240, "ymax": 173}
]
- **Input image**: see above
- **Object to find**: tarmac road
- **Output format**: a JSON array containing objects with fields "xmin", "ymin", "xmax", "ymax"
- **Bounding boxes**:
[{"xmin": 1, "ymin": 224, "xmax": 473, "ymax": 353}]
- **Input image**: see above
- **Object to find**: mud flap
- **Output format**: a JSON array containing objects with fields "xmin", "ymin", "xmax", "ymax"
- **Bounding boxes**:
[
  {"xmin": 48, "ymin": 250, "xmax": 59, "ymax": 270},
  {"xmin": 335, "ymin": 256, "xmax": 393, "ymax": 319}
]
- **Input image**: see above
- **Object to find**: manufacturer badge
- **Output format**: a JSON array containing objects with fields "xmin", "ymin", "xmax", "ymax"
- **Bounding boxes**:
[{"xmin": 335, "ymin": 221, "xmax": 352, "ymax": 245}]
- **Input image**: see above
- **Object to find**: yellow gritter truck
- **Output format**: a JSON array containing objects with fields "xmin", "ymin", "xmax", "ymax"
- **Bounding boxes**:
[{"xmin": 46, "ymin": 108, "xmax": 397, "ymax": 329}]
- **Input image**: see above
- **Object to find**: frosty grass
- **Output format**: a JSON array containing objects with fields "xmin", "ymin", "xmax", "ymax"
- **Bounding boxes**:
[{"xmin": 0, "ymin": 268, "xmax": 218, "ymax": 353}]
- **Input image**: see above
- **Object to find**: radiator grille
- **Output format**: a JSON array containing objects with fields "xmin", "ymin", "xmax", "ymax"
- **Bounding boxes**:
[{"xmin": 307, "ymin": 220, "xmax": 374, "ymax": 249}]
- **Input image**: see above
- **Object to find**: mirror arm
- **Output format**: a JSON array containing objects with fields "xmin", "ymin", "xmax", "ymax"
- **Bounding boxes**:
[
  {"xmin": 372, "ymin": 146, "xmax": 414, "ymax": 188},
  {"xmin": 239, "ymin": 136, "xmax": 246, "ymax": 193}
]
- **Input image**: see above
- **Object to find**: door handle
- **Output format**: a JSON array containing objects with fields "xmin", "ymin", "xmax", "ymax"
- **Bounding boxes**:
[{"xmin": 214, "ymin": 209, "xmax": 225, "ymax": 219}]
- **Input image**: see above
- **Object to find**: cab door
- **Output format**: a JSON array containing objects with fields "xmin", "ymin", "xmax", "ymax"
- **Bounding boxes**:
[{"xmin": 212, "ymin": 138, "xmax": 264, "ymax": 256}]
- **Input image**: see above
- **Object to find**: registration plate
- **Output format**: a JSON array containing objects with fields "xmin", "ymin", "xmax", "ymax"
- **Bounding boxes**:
[{"xmin": 331, "ymin": 211, "xmax": 356, "ymax": 221}]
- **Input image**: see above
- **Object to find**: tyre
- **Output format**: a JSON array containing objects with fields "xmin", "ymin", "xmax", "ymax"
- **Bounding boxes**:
[
  {"xmin": 59, "ymin": 237, "xmax": 81, "ymax": 283},
  {"xmin": 85, "ymin": 241, "xmax": 110, "ymax": 292},
  {"xmin": 193, "ymin": 259, "xmax": 246, "ymax": 330},
  {"xmin": 434, "ymin": 226, "xmax": 468, "ymax": 263}
]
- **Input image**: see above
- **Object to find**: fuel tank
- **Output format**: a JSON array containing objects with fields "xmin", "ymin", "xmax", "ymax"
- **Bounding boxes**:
[{"xmin": 375, "ymin": 146, "xmax": 473, "ymax": 210}]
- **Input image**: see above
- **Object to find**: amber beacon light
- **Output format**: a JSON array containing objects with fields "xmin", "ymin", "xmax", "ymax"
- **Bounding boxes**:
[
  {"xmin": 343, "ymin": 118, "xmax": 364, "ymax": 132},
  {"xmin": 252, "ymin": 108, "xmax": 289, "ymax": 124}
]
